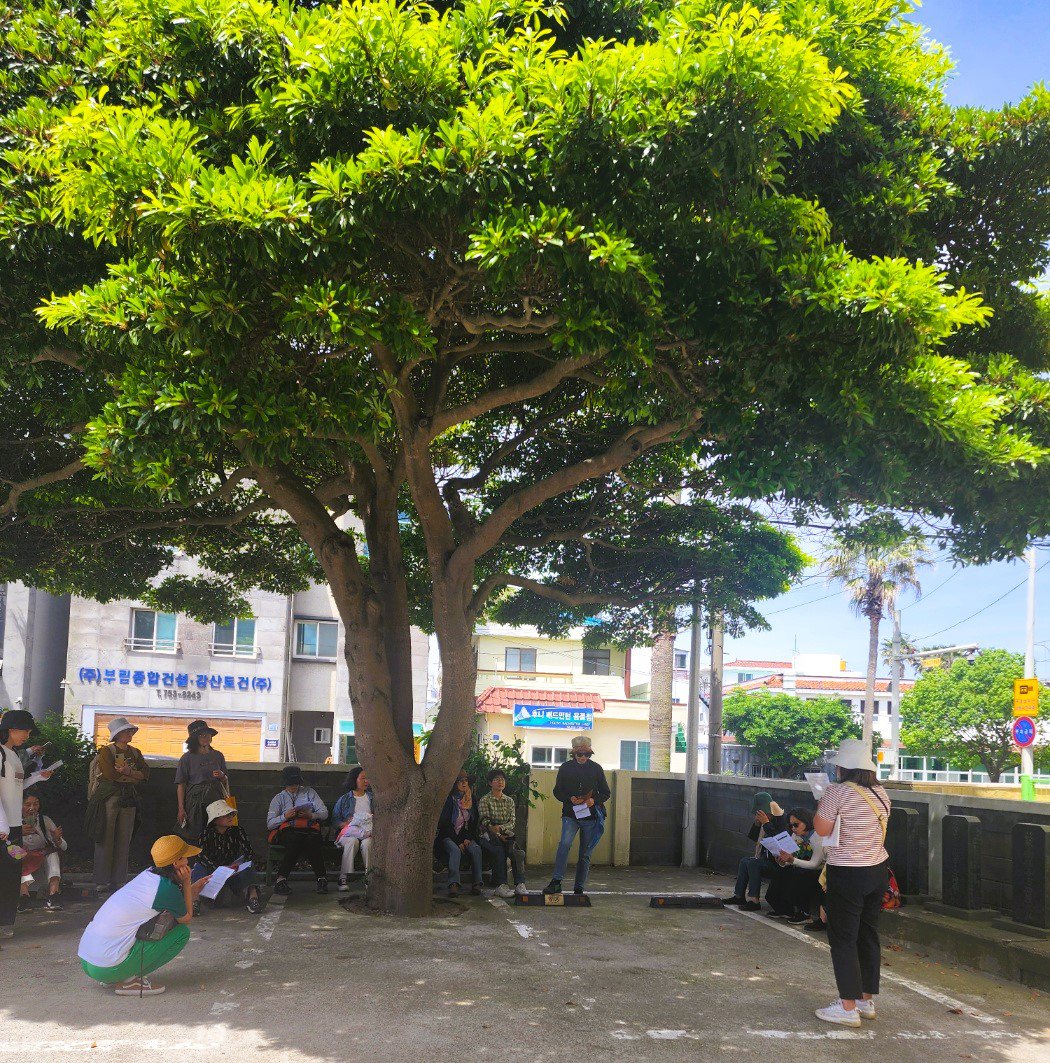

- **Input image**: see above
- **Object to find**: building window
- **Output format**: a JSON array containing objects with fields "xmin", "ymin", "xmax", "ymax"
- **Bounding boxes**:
[
  {"xmin": 505, "ymin": 647, "xmax": 537, "ymax": 672},
  {"xmin": 620, "ymin": 740, "xmax": 651, "ymax": 771},
  {"xmin": 313, "ymin": 727, "xmax": 332, "ymax": 744},
  {"xmin": 212, "ymin": 617, "xmax": 257, "ymax": 657},
  {"xmin": 340, "ymin": 735, "xmax": 357, "ymax": 764},
  {"xmin": 295, "ymin": 619, "xmax": 339, "ymax": 659},
  {"xmin": 674, "ymin": 651, "xmax": 687, "ymax": 670},
  {"xmin": 583, "ymin": 648, "xmax": 611, "ymax": 676},
  {"xmin": 739, "ymin": 672, "xmax": 754, "ymax": 682},
  {"xmin": 129, "ymin": 609, "xmax": 177, "ymax": 653},
  {"xmin": 530, "ymin": 745, "xmax": 571, "ymax": 769}
]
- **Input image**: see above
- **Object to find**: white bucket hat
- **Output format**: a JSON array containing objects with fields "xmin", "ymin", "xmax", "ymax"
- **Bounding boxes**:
[
  {"xmin": 107, "ymin": 716, "xmax": 138, "ymax": 740},
  {"xmin": 206, "ymin": 799, "xmax": 237, "ymax": 823},
  {"xmin": 570, "ymin": 734, "xmax": 593, "ymax": 754},
  {"xmin": 829, "ymin": 739, "xmax": 877, "ymax": 774}
]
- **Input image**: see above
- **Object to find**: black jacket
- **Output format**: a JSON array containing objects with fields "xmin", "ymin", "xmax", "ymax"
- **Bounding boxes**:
[
  {"xmin": 434, "ymin": 794, "xmax": 479, "ymax": 857},
  {"xmin": 748, "ymin": 813, "xmax": 788, "ymax": 862},
  {"xmin": 553, "ymin": 758, "xmax": 611, "ymax": 820}
]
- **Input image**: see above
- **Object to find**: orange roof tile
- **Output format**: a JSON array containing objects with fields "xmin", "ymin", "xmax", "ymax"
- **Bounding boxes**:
[
  {"xmin": 731, "ymin": 675, "xmax": 913, "ymax": 694},
  {"xmin": 475, "ymin": 687, "xmax": 605, "ymax": 714},
  {"xmin": 724, "ymin": 659, "xmax": 792, "ymax": 669}
]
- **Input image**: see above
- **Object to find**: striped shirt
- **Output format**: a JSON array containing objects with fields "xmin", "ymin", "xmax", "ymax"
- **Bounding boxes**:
[{"xmin": 817, "ymin": 783, "xmax": 891, "ymax": 867}]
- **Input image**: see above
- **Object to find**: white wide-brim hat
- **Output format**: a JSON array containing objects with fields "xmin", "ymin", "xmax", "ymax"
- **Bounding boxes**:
[
  {"xmin": 829, "ymin": 739, "xmax": 878, "ymax": 774},
  {"xmin": 107, "ymin": 716, "xmax": 138, "ymax": 740},
  {"xmin": 206, "ymin": 799, "xmax": 237, "ymax": 823}
]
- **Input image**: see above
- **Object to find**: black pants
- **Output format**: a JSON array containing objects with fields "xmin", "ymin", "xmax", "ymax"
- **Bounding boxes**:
[
  {"xmin": 825, "ymin": 861, "xmax": 889, "ymax": 1000},
  {"xmin": 0, "ymin": 827, "xmax": 23, "ymax": 928},
  {"xmin": 276, "ymin": 829, "xmax": 326, "ymax": 879}
]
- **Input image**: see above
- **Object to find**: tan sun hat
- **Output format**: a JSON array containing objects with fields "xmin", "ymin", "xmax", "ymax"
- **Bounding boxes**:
[
  {"xmin": 829, "ymin": 739, "xmax": 878, "ymax": 774},
  {"xmin": 150, "ymin": 834, "xmax": 201, "ymax": 867},
  {"xmin": 206, "ymin": 799, "xmax": 237, "ymax": 823}
]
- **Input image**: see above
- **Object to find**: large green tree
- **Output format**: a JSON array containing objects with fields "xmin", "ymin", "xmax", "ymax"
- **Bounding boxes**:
[
  {"xmin": 2, "ymin": 0, "xmax": 1050, "ymax": 913},
  {"xmin": 900, "ymin": 649, "xmax": 1048, "ymax": 782},
  {"xmin": 722, "ymin": 691, "xmax": 862, "ymax": 778}
]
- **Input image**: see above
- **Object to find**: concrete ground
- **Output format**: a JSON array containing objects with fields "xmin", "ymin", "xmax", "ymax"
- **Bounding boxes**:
[{"xmin": 2, "ymin": 866, "xmax": 1048, "ymax": 1062}]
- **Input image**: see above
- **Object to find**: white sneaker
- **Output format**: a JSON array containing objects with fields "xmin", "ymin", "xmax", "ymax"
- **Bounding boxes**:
[
  {"xmin": 115, "ymin": 977, "xmax": 166, "ymax": 996},
  {"xmin": 815, "ymin": 1000, "xmax": 861, "ymax": 1027},
  {"xmin": 495, "ymin": 884, "xmax": 515, "ymax": 899},
  {"xmin": 856, "ymin": 999, "xmax": 876, "ymax": 1021},
  {"xmin": 514, "ymin": 883, "xmax": 528, "ymax": 896}
]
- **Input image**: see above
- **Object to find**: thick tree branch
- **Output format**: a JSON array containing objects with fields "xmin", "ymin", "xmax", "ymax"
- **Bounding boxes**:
[
  {"xmin": 469, "ymin": 572, "xmax": 642, "ymax": 618},
  {"xmin": 1, "ymin": 457, "xmax": 86, "ymax": 517}
]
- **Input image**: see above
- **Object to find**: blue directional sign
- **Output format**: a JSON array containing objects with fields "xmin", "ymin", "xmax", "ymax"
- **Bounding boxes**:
[
  {"xmin": 1012, "ymin": 716, "xmax": 1037, "ymax": 748},
  {"xmin": 513, "ymin": 704, "xmax": 594, "ymax": 730}
]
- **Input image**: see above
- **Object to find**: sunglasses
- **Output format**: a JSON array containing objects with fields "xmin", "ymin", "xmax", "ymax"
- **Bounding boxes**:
[
  {"xmin": 789, "ymin": 821, "xmax": 804, "ymax": 829},
  {"xmin": 574, "ymin": 750, "xmax": 593, "ymax": 758}
]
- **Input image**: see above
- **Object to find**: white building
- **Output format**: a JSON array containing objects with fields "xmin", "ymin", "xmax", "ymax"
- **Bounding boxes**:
[{"xmin": 1, "ymin": 556, "xmax": 428, "ymax": 763}]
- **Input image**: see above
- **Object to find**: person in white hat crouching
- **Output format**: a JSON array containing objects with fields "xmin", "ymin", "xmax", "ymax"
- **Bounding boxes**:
[{"xmin": 812, "ymin": 739, "xmax": 892, "ymax": 1028}]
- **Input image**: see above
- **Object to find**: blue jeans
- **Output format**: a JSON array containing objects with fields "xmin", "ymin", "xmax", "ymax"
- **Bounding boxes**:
[
  {"xmin": 443, "ymin": 838, "xmax": 482, "ymax": 886},
  {"xmin": 552, "ymin": 813, "xmax": 604, "ymax": 890},
  {"xmin": 480, "ymin": 835, "xmax": 525, "ymax": 886},
  {"xmin": 734, "ymin": 856, "xmax": 772, "ymax": 900}
]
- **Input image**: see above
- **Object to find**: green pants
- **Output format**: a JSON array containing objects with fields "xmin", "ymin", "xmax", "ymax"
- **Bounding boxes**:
[{"xmin": 80, "ymin": 924, "xmax": 190, "ymax": 984}]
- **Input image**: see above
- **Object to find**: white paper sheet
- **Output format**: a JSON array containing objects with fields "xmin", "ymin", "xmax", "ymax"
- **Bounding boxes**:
[
  {"xmin": 573, "ymin": 802, "xmax": 592, "ymax": 820},
  {"xmin": 23, "ymin": 760, "xmax": 63, "ymax": 789},
  {"xmin": 805, "ymin": 772, "xmax": 830, "ymax": 799},
  {"xmin": 771, "ymin": 830, "xmax": 799, "ymax": 855},
  {"xmin": 198, "ymin": 860, "xmax": 252, "ymax": 900},
  {"xmin": 826, "ymin": 816, "xmax": 841, "ymax": 848}
]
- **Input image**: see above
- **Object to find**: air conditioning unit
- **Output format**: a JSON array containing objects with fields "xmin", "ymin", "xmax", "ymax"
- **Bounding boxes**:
[{"xmin": 313, "ymin": 727, "xmax": 332, "ymax": 744}]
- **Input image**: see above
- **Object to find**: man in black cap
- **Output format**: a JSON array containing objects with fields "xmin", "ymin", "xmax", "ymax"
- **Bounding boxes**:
[
  {"xmin": 1, "ymin": 709, "xmax": 53, "ymax": 936},
  {"xmin": 265, "ymin": 766, "xmax": 329, "ymax": 894}
]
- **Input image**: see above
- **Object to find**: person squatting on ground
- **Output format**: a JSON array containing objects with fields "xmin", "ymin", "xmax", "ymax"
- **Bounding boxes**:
[
  {"xmin": 192, "ymin": 799, "xmax": 261, "ymax": 914},
  {"xmin": 77, "ymin": 835, "xmax": 211, "ymax": 996},
  {"xmin": 722, "ymin": 791, "xmax": 787, "ymax": 912},
  {"xmin": 175, "ymin": 719, "xmax": 228, "ymax": 839},
  {"xmin": 813, "ymin": 739, "xmax": 892, "ymax": 1028},
  {"xmin": 85, "ymin": 716, "xmax": 149, "ymax": 896},
  {"xmin": 545, "ymin": 735, "xmax": 610, "ymax": 896},
  {"xmin": 331, "ymin": 765, "xmax": 374, "ymax": 891},
  {"xmin": 765, "ymin": 806, "xmax": 825, "ymax": 924},
  {"xmin": 18, "ymin": 792, "xmax": 67, "ymax": 913},
  {"xmin": 266, "ymin": 765, "xmax": 329, "ymax": 895},
  {"xmin": 478, "ymin": 768, "xmax": 527, "ymax": 898},
  {"xmin": 0, "ymin": 709, "xmax": 50, "ymax": 937},
  {"xmin": 436, "ymin": 770, "xmax": 483, "ymax": 897}
]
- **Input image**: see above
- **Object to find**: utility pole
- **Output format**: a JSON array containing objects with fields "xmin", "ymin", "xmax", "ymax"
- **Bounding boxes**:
[
  {"xmin": 707, "ymin": 614, "xmax": 724, "ymax": 775},
  {"xmin": 681, "ymin": 602, "xmax": 702, "ymax": 867},
  {"xmin": 888, "ymin": 608, "xmax": 902, "ymax": 780},
  {"xmin": 1022, "ymin": 547, "xmax": 1037, "ymax": 801}
]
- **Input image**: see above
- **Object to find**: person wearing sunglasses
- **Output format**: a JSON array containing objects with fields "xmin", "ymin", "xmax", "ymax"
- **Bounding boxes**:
[
  {"xmin": 544, "ymin": 735, "xmax": 610, "ymax": 896},
  {"xmin": 767, "ymin": 807, "xmax": 825, "ymax": 924}
]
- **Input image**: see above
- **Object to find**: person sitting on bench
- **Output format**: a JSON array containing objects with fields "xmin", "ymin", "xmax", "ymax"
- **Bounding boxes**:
[
  {"xmin": 331, "ymin": 766, "xmax": 374, "ymax": 891},
  {"xmin": 478, "ymin": 769, "xmax": 527, "ymax": 899},
  {"xmin": 266, "ymin": 766, "xmax": 328, "ymax": 895},
  {"xmin": 435, "ymin": 771, "xmax": 482, "ymax": 897},
  {"xmin": 193, "ymin": 799, "xmax": 261, "ymax": 915},
  {"xmin": 722, "ymin": 792, "xmax": 787, "ymax": 912}
]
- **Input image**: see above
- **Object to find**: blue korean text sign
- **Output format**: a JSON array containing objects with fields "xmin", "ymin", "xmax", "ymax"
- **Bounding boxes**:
[
  {"xmin": 1012, "ymin": 716, "xmax": 1037, "ymax": 748},
  {"xmin": 513, "ymin": 704, "xmax": 593, "ymax": 730}
]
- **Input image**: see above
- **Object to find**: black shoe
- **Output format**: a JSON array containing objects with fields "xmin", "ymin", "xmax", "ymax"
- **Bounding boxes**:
[
  {"xmin": 765, "ymin": 910, "xmax": 786, "ymax": 920},
  {"xmin": 44, "ymin": 896, "xmax": 64, "ymax": 912},
  {"xmin": 787, "ymin": 912, "xmax": 808, "ymax": 924},
  {"xmin": 741, "ymin": 901, "xmax": 762, "ymax": 912},
  {"xmin": 316, "ymin": 877, "xmax": 328, "ymax": 894},
  {"xmin": 573, "ymin": 887, "xmax": 585, "ymax": 896},
  {"xmin": 543, "ymin": 878, "xmax": 562, "ymax": 895},
  {"xmin": 246, "ymin": 892, "xmax": 262, "ymax": 915},
  {"xmin": 16, "ymin": 896, "xmax": 32, "ymax": 914},
  {"xmin": 806, "ymin": 919, "xmax": 827, "ymax": 931},
  {"xmin": 722, "ymin": 895, "xmax": 746, "ymax": 907},
  {"xmin": 448, "ymin": 882, "xmax": 460, "ymax": 897},
  {"xmin": 273, "ymin": 879, "xmax": 291, "ymax": 896},
  {"xmin": 470, "ymin": 884, "xmax": 483, "ymax": 896}
]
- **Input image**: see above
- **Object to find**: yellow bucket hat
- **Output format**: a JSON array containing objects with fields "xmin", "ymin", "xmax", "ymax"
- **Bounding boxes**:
[{"xmin": 150, "ymin": 834, "xmax": 201, "ymax": 867}]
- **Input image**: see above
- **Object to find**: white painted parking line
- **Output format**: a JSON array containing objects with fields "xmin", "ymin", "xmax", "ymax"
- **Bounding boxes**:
[
  {"xmin": 488, "ymin": 897, "xmax": 552, "ymax": 951},
  {"xmin": 726, "ymin": 906, "xmax": 1004, "ymax": 1024}
]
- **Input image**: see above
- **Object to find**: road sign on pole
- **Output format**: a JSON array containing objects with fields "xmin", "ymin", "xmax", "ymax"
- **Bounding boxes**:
[
  {"xmin": 1013, "ymin": 679, "xmax": 1040, "ymax": 718},
  {"xmin": 1012, "ymin": 716, "xmax": 1037, "ymax": 748}
]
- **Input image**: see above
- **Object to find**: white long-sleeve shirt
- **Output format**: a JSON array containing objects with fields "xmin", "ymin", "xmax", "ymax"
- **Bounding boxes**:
[
  {"xmin": 791, "ymin": 832, "xmax": 826, "ymax": 871},
  {"xmin": 0, "ymin": 745, "xmax": 26, "ymax": 836}
]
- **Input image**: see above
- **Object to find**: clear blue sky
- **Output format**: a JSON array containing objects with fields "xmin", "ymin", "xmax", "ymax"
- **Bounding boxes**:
[{"xmin": 721, "ymin": 1, "xmax": 1050, "ymax": 677}]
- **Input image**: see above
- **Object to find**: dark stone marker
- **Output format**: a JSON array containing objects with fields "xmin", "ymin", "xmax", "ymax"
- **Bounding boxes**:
[
  {"xmin": 887, "ymin": 806, "xmax": 922, "ymax": 896},
  {"xmin": 942, "ymin": 814, "xmax": 982, "ymax": 910},
  {"xmin": 1012, "ymin": 823, "xmax": 1050, "ymax": 930}
]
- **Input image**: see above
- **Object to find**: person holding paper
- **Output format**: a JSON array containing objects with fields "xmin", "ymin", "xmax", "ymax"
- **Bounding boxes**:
[
  {"xmin": 812, "ymin": 739, "xmax": 892, "ymax": 1029},
  {"xmin": 767, "ymin": 807, "xmax": 824, "ymax": 924},
  {"xmin": 266, "ymin": 765, "xmax": 328, "ymax": 895},
  {"xmin": 544, "ymin": 735, "xmax": 610, "ymax": 896},
  {"xmin": 331, "ymin": 766, "xmax": 375, "ymax": 890},
  {"xmin": 0, "ymin": 709, "xmax": 48, "ymax": 937},
  {"xmin": 17, "ymin": 792, "xmax": 67, "ymax": 912},
  {"xmin": 85, "ymin": 717, "xmax": 149, "ymax": 897},
  {"xmin": 193, "ymin": 799, "xmax": 260, "ymax": 914},
  {"xmin": 722, "ymin": 792, "xmax": 787, "ymax": 912},
  {"xmin": 435, "ymin": 771, "xmax": 483, "ymax": 897}
]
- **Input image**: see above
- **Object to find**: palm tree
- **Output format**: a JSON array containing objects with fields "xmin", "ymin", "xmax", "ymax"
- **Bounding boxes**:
[{"xmin": 826, "ymin": 535, "xmax": 931, "ymax": 745}]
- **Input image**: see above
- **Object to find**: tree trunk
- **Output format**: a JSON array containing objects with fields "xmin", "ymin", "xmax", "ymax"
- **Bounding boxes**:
[
  {"xmin": 369, "ymin": 771, "xmax": 439, "ymax": 917},
  {"xmin": 863, "ymin": 612, "xmax": 880, "ymax": 748},
  {"xmin": 648, "ymin": 623, "xmax": 676, "ymax": 772}
]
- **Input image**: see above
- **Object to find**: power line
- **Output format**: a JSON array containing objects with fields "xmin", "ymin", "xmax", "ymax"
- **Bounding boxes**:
[
  {"xmin": 901, "ymin": 565, "xmax": 963, "ymax": 611},
  {"xmin": 764, "ymin": 589, "xmax": 842, "ymax": 615},
  {"xmin": 913, "ymin": 559, "xmax": 1050, "ymax": 642}
]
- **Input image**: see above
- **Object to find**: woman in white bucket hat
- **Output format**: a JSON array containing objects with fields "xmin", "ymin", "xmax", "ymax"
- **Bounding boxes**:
[{"xmin": 812, "ymin": 739, "xmax": 891, "ymax": 1028}]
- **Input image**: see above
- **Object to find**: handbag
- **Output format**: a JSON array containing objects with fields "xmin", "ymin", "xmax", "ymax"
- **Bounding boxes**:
[
  {"xmin": 135, "ymin": 910, "xmax": 178, "ymax": 942},
  {"xmin": 221, "ymin": 779, "xmax": 239, "ymax": 828}
]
